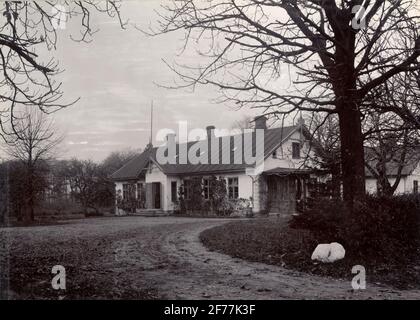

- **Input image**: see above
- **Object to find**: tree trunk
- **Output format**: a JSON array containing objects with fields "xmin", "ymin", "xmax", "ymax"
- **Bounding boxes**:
[
  {"xmin": 29, "ymin": 201, "xmax": 35, "ymax": 221},
  {"xmin": 16, "ymin": 206, "xmax": 22, "ymax": 222},
  {"xmin": 382, "ymin": 184, "xmax": 395, "ymax": 197},
  {"xmin": 331, "ymin": 166, "xmax": 341, "ymax": 198},
  {"xmin": 338, "ymin": 103, "xmax": 366, "ymax": 207},
  {"xmin": 332, "ymin": 27, "xmax": 366, "ymax": 208},
  {"xmin": 27, "ymin": 165, "xmax": 35, "ymax": 222}
]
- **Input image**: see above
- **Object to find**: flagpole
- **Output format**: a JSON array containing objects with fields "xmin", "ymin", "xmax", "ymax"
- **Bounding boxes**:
[{"xmin": 150, "ymin": 100, "xmax": 153, "ymax": 147}]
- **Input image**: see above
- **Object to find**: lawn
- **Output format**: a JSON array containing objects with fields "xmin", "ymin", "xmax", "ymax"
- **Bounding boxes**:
[
  {"xmin": 0, "ymin": 218, "xmax": 159, "ymax": 299},
  {"xmin": 200, "ymin": 217, "xmax": 420, "ymax": 290}
]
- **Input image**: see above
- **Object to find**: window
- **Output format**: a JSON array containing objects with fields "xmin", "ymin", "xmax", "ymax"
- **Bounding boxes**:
[
  {"xmin": 171, "ymin": 181, "xmax": 177, "ymax": 202},
  {"xmin": 272, "ymin": 150, "xmax": 277, "ymax": 158},
  {"xmin": 122, "ymin": 184, "xmax": 129, "ymax": 200},
  {"xmin": 203, "ymin": 178, "xmax": 210, "ymax": 199},
  {"xmin": 292, "ymin": 142, "xmax": 301, "ymax": 159},
  {"xmin": 414, "ymin": 180, "xmax": 418, "ymax": 194},
  {"xmin": 183, "ymin": 180, "xmax": 191, "ymax": 200},
  {"xmin": 137, "ymin": 183, "xmax": 144, "ymax": 201},
  {"xmin": 228, "ymin": 177, "xmax": 239, "ymax": 199},
  {"xmin": 123, "ymin": 183, "xmax": 135, "ymax": 200}
]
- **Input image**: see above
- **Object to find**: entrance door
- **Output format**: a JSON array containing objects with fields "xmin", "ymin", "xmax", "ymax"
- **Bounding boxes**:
[
  {"xmin": 152, "ymin": 182, "xmax": 161, "ymax": 209},
  {"xmin": 146, "ymin": 183, "xmax": 153, "ymax": 209},
  {"xmin": 267, "ymin": 176, "xmax": 296, "ymax": 214}
]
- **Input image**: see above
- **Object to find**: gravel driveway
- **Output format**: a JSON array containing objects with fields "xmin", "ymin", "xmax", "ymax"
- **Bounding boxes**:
[{"xmin": 1, "ymin": 216, "xmax": 419, "ymax": 299}]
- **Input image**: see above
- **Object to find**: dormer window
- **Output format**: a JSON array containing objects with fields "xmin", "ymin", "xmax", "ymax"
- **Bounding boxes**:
[{"xmin": 292, "ymin": 142, "xmax": 301, "ymax": 159}]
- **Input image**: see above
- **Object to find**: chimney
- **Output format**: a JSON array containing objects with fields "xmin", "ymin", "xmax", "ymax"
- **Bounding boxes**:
[
  {"xmin": 254, "ymin": 116, "xmax": 267, "ymax": 130},
  {"xmin": 206, "ymin": 125, "xmax": 216, "ymax": 139}
]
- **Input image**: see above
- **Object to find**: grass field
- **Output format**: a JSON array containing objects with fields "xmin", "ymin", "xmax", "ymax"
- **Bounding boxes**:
[
  {"xmin": 0, "ymin": 218, "xmax": 159, "ymax": 299},
  {"xmin": 2, "ymin": 216, "xmax": 419, "ymax": 300},
  {"xmin": 200, "ymin": 217, "xmax": 420, "ymax": 290}
]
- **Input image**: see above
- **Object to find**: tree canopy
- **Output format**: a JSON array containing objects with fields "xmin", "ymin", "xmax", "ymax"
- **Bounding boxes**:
[{"xmin": 153, "ymin": 0, "xmax": 420, "ymax": 205}]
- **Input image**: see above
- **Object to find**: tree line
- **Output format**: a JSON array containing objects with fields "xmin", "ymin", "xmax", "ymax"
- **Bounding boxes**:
[
  {"xmin": 0, "ymin": 150, "xmax": 138, "ymax": 224},
  {"xmin": 0, "ymin": 108, "xmax": 138, "ymax": 223}
]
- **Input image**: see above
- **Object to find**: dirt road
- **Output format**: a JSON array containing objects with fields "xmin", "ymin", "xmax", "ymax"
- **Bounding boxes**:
[{"xmin": 1, "ymin": 216, "xmax": 419, "ymax": 299}]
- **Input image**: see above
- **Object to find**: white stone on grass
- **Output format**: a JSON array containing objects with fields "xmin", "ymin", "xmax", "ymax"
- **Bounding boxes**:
[
  {"xmin": 311, "ymin": 242, "xmax": 345, "ymax": 263},
  {"xmin": 311, "ymin": 244, "xmax": 332, "ymax": 263},
  {"xmin": 329, "ymin": 242, "xmax": 345, "ymax": 262}
]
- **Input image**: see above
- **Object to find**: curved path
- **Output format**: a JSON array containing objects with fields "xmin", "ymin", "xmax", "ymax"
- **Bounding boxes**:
[{"xmin": 1, "ymin": 216, "xmax": 419, "ymax": 299}]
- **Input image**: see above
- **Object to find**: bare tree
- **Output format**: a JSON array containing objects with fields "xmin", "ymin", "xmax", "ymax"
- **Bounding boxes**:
[
  {"xmin": 152, "ymin": 0, "xmax": 420, "ymax": 208},
  {"xmin": 307, "ymin": 70, "xmax": 420, "ymax": 197},
  {"xmin": 306, "ymin": 113, "xmax": 341, "ymax": 197},
  {"xmin": 102, "ymin": 148, "xmax": 140, "ymax": 176},
  {"xmin": 3, "ymin": 108, "xmax": 63, "ymax": 221},
  {"xmin": 361, "ymin": 68, "xmax": 420, "ymax": 196},
  {"xmin": 231, "ymin": 115, "xmax": 255, "ymax": 130},
  {"xmin": 0, "ymin": 1, "xmax": 126, "ymax": 141},
  {"xmin": 362, "ymin": 70, "xmax": 420, "ymax": 128},
  {"xmin": 364, "ymin": 126, "xmax": 419, "ymax": 196},
  {"xmin": 0, "ymin": 160, "xmax": 8, "ymax": 224},
  {"xmin": 66, "ymin": 159, "xmax": 112, "ymax": 215}
]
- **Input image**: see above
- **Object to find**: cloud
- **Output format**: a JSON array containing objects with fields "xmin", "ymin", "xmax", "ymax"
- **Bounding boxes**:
[
  {"xmin": 50, "ymin": 1, "xmax": 259, "ymax": 162},
  {"xmin": 68, "ymin": 141, "xmax": 89, "ymax": 145}
]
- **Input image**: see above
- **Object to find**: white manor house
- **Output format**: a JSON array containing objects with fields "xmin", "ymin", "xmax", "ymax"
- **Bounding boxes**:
[{"xmin": 111, "ymin": 116, "xmax": 317, "ymax": 215}]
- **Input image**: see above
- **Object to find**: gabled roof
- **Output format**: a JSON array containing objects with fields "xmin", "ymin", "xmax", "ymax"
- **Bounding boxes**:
[
  {"xmin": 111, "ymin": 124, "xmax": 308, "ymax": 180},
  {"xmin": 110, "ymin": 150, "xmax": 151, "ymax": 181}
]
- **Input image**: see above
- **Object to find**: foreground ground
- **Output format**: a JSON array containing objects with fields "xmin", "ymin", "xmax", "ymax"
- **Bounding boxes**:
[
  {"xmin": 1, "ymin": 216, "xmax": 419, "ymax": 299},
  {"xmin": 201, "ymin": 218, "xmax": 420, "ymax": 291}
]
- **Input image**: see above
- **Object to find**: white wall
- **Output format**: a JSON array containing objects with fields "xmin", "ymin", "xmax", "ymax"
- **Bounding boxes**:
[
  {"xmin": 115, "ymin": 181, "xmax": 123, "ymax": 194},
  {"xmin": 114, "ymin": 180, "xmax": 145, "ymax": 198},
  {"xmin": 406, "ymin": 163, "xmax": 420, "ymax": 194},
  {"xmin": 113, "ymin": 129, "xmax": 323, "ymax": 213},
  {"xmin": 365, "ymin": 178, "xmax": 377, "ymax": 194},
  {"xmin": 214, "ymin": 173, "xmax": 253, "ymax": 199},
  {"xmin": 165, "ymin": 176, "xmax": 182, "ymax": 211},
  {"xmin": 115, "ymin": 171, "xmax": 253, "ymax": 212},
  {"xmin": 365, "ymin": 175, "xmax": 419, "ymax": 194},
  {"xmin": 178, "ymin": 173, "xmax": 253, "ymax": 200},
  {"xmin": 264, "ymin": 130, "xmax": 316, "ymax": 171},
  {"xmin": 145, "ymin": 163, "xmax": 169, "ymax": 210}
]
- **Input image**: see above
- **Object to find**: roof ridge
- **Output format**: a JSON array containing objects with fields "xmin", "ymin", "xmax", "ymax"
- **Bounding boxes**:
[
  {"xmin": 111, "ymin": 124, "xmax": 301, "ymax": 180},
  {"xmin": 151, "ymin": 125, "xmax": 298, "ymax": 148}
]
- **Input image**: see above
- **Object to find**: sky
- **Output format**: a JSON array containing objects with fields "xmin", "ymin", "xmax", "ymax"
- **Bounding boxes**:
[
  {"xmin": 49, "ymin": 0, "xmax": 264, "ymax": 162},
  {"xmin": 13, "ymin": 0, "xmax": 417, "ymax": 162}
]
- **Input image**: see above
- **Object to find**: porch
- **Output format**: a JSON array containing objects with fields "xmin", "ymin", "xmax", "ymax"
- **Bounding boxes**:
[
  {"xmin": 117, "ymin": 181, "xmax": 165, "ymax": 214},
  {"xmin": 262, "ymin": 168, "xmax": 312, "ymax": 215}
]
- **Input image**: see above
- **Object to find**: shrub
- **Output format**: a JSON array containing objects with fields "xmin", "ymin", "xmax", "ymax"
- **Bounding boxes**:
[
  {"xmin": 290, "ymin": 194, "xmax": 420, "ymax": 262},
  {"xmin": 230, "ymin": 198, "xmax": 253, "ymax": 217},
  {"xmin": 290, "ymin": 197, "xmax": 346, "ymax": 240},
  {"xmin": 85, "ymin": 210, "xmax": 104, "ymax": 217},
  {"xmin": 38, "ymin": 198, "xmax": 84, "ymax": 216},
  {"xmin": 178, "ymin": 176, "xmax": 240, "ymax": 216},
  {"xmin": 343, "ymin": 194, "xmax": 420, "ymax": 260}
]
